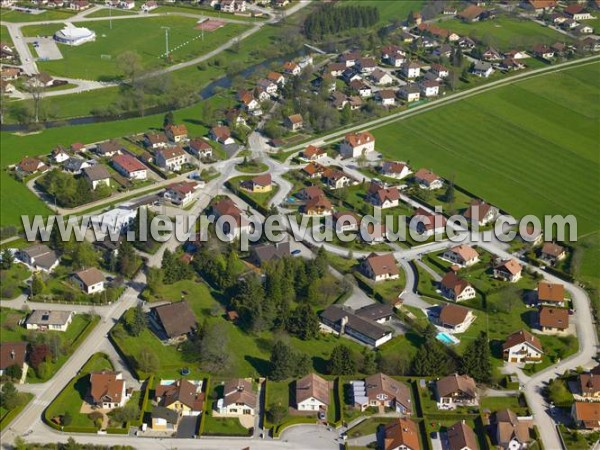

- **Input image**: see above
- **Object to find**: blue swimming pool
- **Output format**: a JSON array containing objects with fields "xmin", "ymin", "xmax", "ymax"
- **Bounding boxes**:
[{"xmin": 436, "ymin": 332, "xmax": 459, "ymax": 345}]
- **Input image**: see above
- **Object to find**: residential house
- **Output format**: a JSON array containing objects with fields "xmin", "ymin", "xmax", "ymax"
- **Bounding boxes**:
[
  {"xmin": 471, "ymin": 61, "xmax": 494, "ymax": 78},
  {"xmin": 209, "ymin": 126, "xmax": 235, "ymax": 145},
  {"xmin": 155, "ymin": 147, "xmax": 187, "ymax": 171},
  {"xmin": 359, "ymin": 253, "xmax": 399, "ymax": 282},
  {"xmin": 324, "ymin": 62, "xmax": 346, "ymax": 77},
  {"xmin": 96, "ymin": 140, "xmax": 123, "ymax": 157},
  {"xmin": 436, "ymin": 303, "xmax": 476, "ymax": 333},
  {"xmin": 410, "ymin": 208, "xmax": 447, "ymax": 237},
  {"xmin": 164, "ymin": 181, "xmax": 199, "ymax": 206},
  {"xmin": 165, "ymin": 124, "xmax": 188, "ymax": 143},
  {"xmin": 111, "ymin": 154, "xmax": 147, "ymax": 180},
  {"xmin": 15, "ymin": 157, "xmax": 48, "ymax": 177},
  {"xmin": 330, "ymin": 91, "xmax": 349, "ymax": 110},
  {"xmin": 517, "ymin": 225, "xmax": 543, "ymax": 246},
  {"xmin": 440, "ymin": 272, "xmax": 476, "ymax": 302},
  {"xmin": 430, "ymin": 63, "xmax": 449, "ymax": 79},
  {"xmin": 89, "ymin": 371, "xmax": 128, "ymax": 409},
  {"xmin": 144, "ymin": 132, "xmax": 168, "ymax": 149},
  {"xmin": 339, "ymin": 51, "xmax": 362, "ymax": 67},
  {"xmin": 367, "ymin": 184, "xmax": 400, "ymax": 209},
  {"xmin": 0, "ymin": 67, "xmax": 20, "ymax": 81},
  {"xmin": 249, "ymin": 241, "xmax": 291, "ymax": 267},
  {"xmin": 446, "ymin": 421, "xmax": 478, "ymax": 450},
  {"xmin": 381, "ymin": 45, "xmax": 406, "ymax": 67},
  {"xmin": 433, "ymin": 43, "xmax": 453, "ymax": 58},
  {"xmin": 342, "ymin": 67, "xmax": 362, "ymax": 83},
  {"xmin": 377, "ymin": 89, "xmax": 397, "ymax": 106},
  {"xmin": 283, "ymin": 61, "xmax": 301, "ymax": 76},
  {"xmin": 458, "ymin": 4, "xmax": 485, "ymax": 22},
  {"xmin": 218, "ymin": 379, "xmax": 257, "ymax": 416},
  {"xmin": 330, "ymin": 211, "xmax": 360, "ymax": 233},
  {"xmin": 296, "ymin": 373, "xmax": 330, "ymax": 412},
  {"xmin": 491, "ymin": 408, "xmax": 534, "ymax": 449},
  {"xmin": 355, "ymin": 303, "xmax": 394, "ymax": 324},
  {"xmin": 401, "ymin": 61, "xmax": 421, "ymax": 79},
  {"xmin": 371, "ymin": 68, "xmax": 394, "ymax": 85},
  {"xmin": 436, "ymin": 374, "xmax": 478, "ymax": 409},
  {"xmin": 339, "ymin": 131, "xmax": 375, "ymax": 158},
  {"xmin": 141, "ymin": 1, "xmax": 158, "ymax": 11},
  {"xmin": 537, "ymin": 281, "xmax": 566, "ymax": 306},
  {"xmin": 503, "ymin": 330, "xmax": 544, "ymax": 363},
  {"xmin": 500, "ymin": 57, "xmax": 526, "ymax": 71},
  {"xmin": 26, "ymin": 72, "xmax": 54, "ymax": 88},
  {"xmin": 63, "ymin": 157, "xmax": 93, "ymax": 175},
  {"xmin": 320, "ymin": 305, "xmax": 393, "ymax": 347},
  {"xmin": 242, "ymin": 174, "xmax": 272, "ymax": 193},
  {"xmin": 0, "ymin": 342, "xmax": 28, "ymax": 379},
  {"xmin": 420, "ymin": 79, "xmax": 440, "ymax": 97},
  {"xmin": 72, "ymin": 267, "xmax": 105, "ymax": 294},
  {"xmin": 564, "ymin": 4, "xmax": 593, "ymax": 20},
  {"xmin": 238, "ymin": 90, "xmax": 259, "ymax": 113},
  {"xmin": 540, "ymin": 242, "xmax": 566, "ymax": 265},
  {"xmin": 301, "ymin": 145, "xmax": 326, "ymax": 161},
  {"xmin": 571, "ymin": 402, "xmax": 600, "ymax": 430},
  {"xmin": 25, "ymin": 310, "xmax": 74, "ymax": 332},
  {"xmin": 575, "ymin": 369, "xmax": 600, "ymax": 400},
  {"xmin": 19, "ymin": 244, "xmax": 59, "ymax": 272},
  {"xmin": 356, "ymin": 57, "xmax": 377, "ymax": 74},
  {"xmin": 70, "ymin": 0, "xmax": 90, "ymax": 10},
  {"xmin": 576, "ymin": 24, "xmax": 594, "ymax": 34},
  {"xmin": 302, "ymin": 196, "xmax": 333, "ymax": 216},
  {"xmin": 151, "ymin": 301, "xmax": 198, "ymax": 341},
  {"xmin": 267, "ymin": 71, "xmax": 285, "ymax": 86},
  {"xmin": 297, "ymin": 185, "xmax": 325, "ymax": 201},
  {"xmin": 284, "ymin": 114, "xmax": 304, "ymax": 131},
  {"xmin": 442, "ymin": 244, "xmax": 480, "ymax": 267},
  {"xmin": 463, "ymin": 199, "xmax": 499, "ymax": 226},
  {"xmin": 352, "ymin": 373, "xmax": 412, "ymax": 414},
  {"xmin": 399, "ymin": 83, "xmax": 421, "ymax": 103},
  {"xmin": 257, "ymin": 78, "xmax": 278, "ymax": 95},
  {"xmin": 83, "ymin": 165, "xmax": 111, "ymax": 190},
  {"xmin": 538, "ymin": 306, "xmax": 569, "ymax": 333},
  {"xmin": 211, "ymin": 197, "xmax": 252, "ymax": 238},
  {"xmin": 414, "ymin": 168, "xmax": 443, "ymax": 189},
  {"xmin": 482, "ymin": 47, "xmax": 502, "ymax": 61},
  {"xmin": 348, "ymin": 95, "xmax": 364, "ymax": 110},
  {"xmin": 322, "ymin": 169, "xmax": 352, "ymax": 190},
  {"xmin": 458, "ymin": 36, "xmax": 476, "ymax": 49},
  {"xmin": 349, "ymin": 79, "xmax": 372, "ymax": 98},
  {"xmin": 220, "ymin": 0, "xmax": 246, "ymax": 13},
  {"xmin": 384, "ymin": 418, "xmax": 421, "ymax": 450},
  {"xmin": 225, "ymin": 108, "xmax": 248, "ymax": 127},
  {"xmin": 154, "ymin": 379, "xmax": 203, "ymax": 427},
  {"xmin": 380, "ymin": 161, "xmax": 411, "ymax": 179},
  {"xmin": 532, "ymin": 44, "xmax": 555, "ymax": 59},
  {"xmin": 493, "ymin": 258, "xmax": 523, "ymax": 282},
  {"xmin": 51, "ymin": 146, "xmax": 69, "ymax": 163},
  {"xmin": 188, "ymin": 139, "xmax": 213, "ymax": 159},
  {"xmin": 360, "ymin": 222, "xmax": 388, "ymax": 244}
]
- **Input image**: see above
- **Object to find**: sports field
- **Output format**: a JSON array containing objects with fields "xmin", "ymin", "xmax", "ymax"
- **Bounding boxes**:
[
  {"xmin": 435, "ymin": 16, "xmax": 568, "ymax": 51},
  {"xmin": 21, "ymin": 16, "xmax": 250, "ymax": 80}
]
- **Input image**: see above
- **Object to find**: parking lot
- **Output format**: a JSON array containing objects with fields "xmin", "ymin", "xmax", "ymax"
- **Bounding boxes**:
[{"xmin": 25, "ymin": 36, "xmax": 63, "ymax": 61}]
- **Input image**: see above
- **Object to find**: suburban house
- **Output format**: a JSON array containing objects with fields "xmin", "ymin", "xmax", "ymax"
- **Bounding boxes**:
[
  {"xmin": 491, "ymin": 408, "xmax": 534, "ymax": 450},
  {"xmin": 72, "ymin": 267, "xmax": 105, "ymax": 294},
  {"xmin": 442, "ymin": 244, "xmax": 480, "ymax": 267},
  {"xmin": 249, "ymin": 241, "xmax": 291, "ymax": 267},
  {"xmin": 538, "ymin": 306, "xmax": 569, "ymax": 333},
  {"xmin": 242, "ymin": 174, "xmax": 272, "ymax": 193},
  {"xmin": 349, "ymin": 79, "xmax": 372, "ymax": 98},
  {"xmin": 503, "ymin": 330, "xmax": 544, "ymax": 363},
  {"xmin": 217, "ymin": 378, "xmax": 257, "ymax": 416},
  {"xmin": 209, "ymin": 126, "xmax": 235, "ymax": 145},
  {"xmin": 151, "ymin": 301, "xmax": 198, "ymax": 341},
  {"xmin": 188, "ymin": 139, "xmax": 213, "ymax": 159},
  {"xmin": 154, "ymin": 379, "xmax": 204, "ymax": 422},
  {"xmin": 267, "ymin": 71, "xmax": 285, "ymax": 85},
  {"xmin": 493, "ymin": 258, "xmax": 523, "ymax": 282},
  {"xmin": 482, "ymin": 47, "xmax": 502, "ymax": 61},
  {"xmin": 430, "ymin": 63, "xmax": 449, "ymax": 79},
  {"xmin": 446, "ymin": 421, "xmax": 478, "ymax": 450},
  {"xmin": 356, "ymin": 57, "xmax": 377, "ymax": 74},
  {"xmin": 19, "ymin": 244, "xmax": 59, "ymax": 272},
  {"xmin": 471, "ymin": 61, "xmax": 494, "ymax": 78},
  {"xmin": 463, "ymin": 200, "xmax": 499, "ymax": 226},
  {"xmin": 377, "ymin": 89, "xmax": 397, "ymax": 106},
  {"xmin": 410, "ymin": 208, "xmax": 447, "ymax": 237},
  {"xmin": 284, "ymin": 114, "xmax": 304, "ymax": 131},
  {"xmin": 301, "ymin": 145, "xmax": 327, "ymax": 161},
  {"xmin": 163, "ymin": 181, "xmax": 199, "ymax": 206},
  {"xmin": 371, "ymin": 69, "xmax": 394, "ymax": 85},
  {"xmin": 384, "ymin": 418, "xmax": 421, "ymax": 450},
  {"xmin": 15, "ymin": 157, "xmax": 48, "ymax": 177},
  {"xmin": 420, "ymin": 79, "xmax": 440, "ymax": 97},
  {"xmin": 532, "ymin": 44, "xmax": 555, "ymax": 60},
  {"xmin": 297, "ymin": 185, "xmax": 325, "ymax": 201},
  {"xmin": 399, "ymin": 83, "xmax": 421, "ymax": 102},
  {"xmin": 540, "ymin": 242, "xmax": 566, "ymax": 265},
  {"xmin": 575, "ymin": 368, "xmax": 600, "ymax": 400},
  {"xmin": 301, "ymin": 196, "xmax": 333, "ymax": 216},
  {"xmin": 352, "ymin": 373, "xmax": 412, "ymax": 414},
  {"xmin": 414, "ymin": 168, "xmax": 443, "ymax": 189},
  {"xmin": 322, "ymin": 169, "xmax": 352, "ymax": 190},
  {"xmin": 381, "ymin": 161, "xmax": 411, "ymax": 179},
  {"xmin": 0, "ymin": 342, "xmax": 28, "ymax": 380},
  {"xmin": 63, "ymin": 158, "xmax": 94, "ymax": 175},
  {"xmin": 339, "ymin": 131, "xmax": 376, "ymax": 158},
  {"xmin": 355, "ymin": 303, "xmax": 394, "ymax": 324},
  {"xmin": 571, "ymin": 402, "xmax": 600, "ymax": 430},
  {"xmin": 155, "ymin": 147, "xmax": 187, "ymax": 171},
  {"xmin": 89, "ymin": 371, "xmax": 129, "ymax": 409},
  {"xmin": 238, "ymin": 90, "xmax": 259, "ymax": 113},
  {"xmin": 401, "ymin": 61, "xmax": 421, "ymax": 78},
  {"xmin": 359, "ymin": 253, "xmax": 400, "ymax": 282},
  {"xmin": 257, "ymin": 78, "xmax": 278, "ymax": 95},
  {"xmin": 564, "ymin": 4, "xmax": 593, "ymax": 20},
  {"xmin": 320, "ymin": 305, "xmax": 393, "ymax": 347},
  {"xmin": 51, "ymin": 146, "xmax": 70, "ymax": 163},
  {"xmin": 295, "ymin": 373, "xmax": 330, "ymax": 412},
  {"xmin": 440, "ymin": 272, "xmax": 476, "ymax": 302},
  {"xmin": 302, "ymin": 162, "xmax": 326, "ymax": 179},
  {"xmin": 436, "ymin": 303, "xmax": 476, "ymax": 333},
  {"xmin": 96, "ymin": 140, "xmax": 123, "ymax": 157},
  {"xmin": 283, "ymin": 61, "xmax": 301, "ymax": 76},
  {"xmin": 220, "ymin": 0, "xmax": 246, "ymax": 13},
  {"xmin": 144, "ymin": 132, "xmax": 168, "ymax": 149},
  {"xmin": 436, "ymin": 373, "xmax": 478, "ymax": 409},
  {"xmin": 331, "ymin": 211, "xmax": 360, "ymax": 232},
  {"xmin": 83, "ymin": 165, "xmax": 111, "ymax": 190},
  {"xmin": 537, "ymin": 281, "xmax": 566, "ymax": 306},
  {"xmin": 367, "ymin": 184, "xmax": 401, "ymax": 209},
  {"xmin": 25, "ymin": 310, "xmax": 74, "ymax": 332},
  {"xmin": 111, "ymin": 154, "xmax": 148, "ymax": 180},
  {"xmin": 458, "ymin": 4, "xmax": 485, "ymax": 22}
]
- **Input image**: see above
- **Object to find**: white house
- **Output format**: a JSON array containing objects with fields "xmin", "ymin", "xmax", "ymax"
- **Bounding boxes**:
[
  {"xmin": 163, "ymin": 181, "xmax": 199, "ymax": 206},
  {"xmin": 471, "ymin": 61, "xmax": 494, "ymax": 78},
  {"xmin": 359, "ymin": 253, "xmax": 400, "ymax": 282},
  {"xmin": 420, "ymin": 79, "xmax": 440, "ymax": 97},
  {"xmin": 83, "ymin": 165, "xmax": 111, "ymax": 190},
  {"xmin": 440, "ymin": 272, "xmax": 476, "ymax": 302},
  {"xmin": 401, "ymin": 61, "xmax": 421, "ymax": 78},
  {"xmin": 25, "ymin": 310, "xmax": 74, "ymax": 332},
  {"xmin": 111, "ymin": 154, "xmax": 147, "ymax": 180},
  {"xmin": 72, "ymin": 267, "xmax": 105, "ymax": 294},
  {"xmin": 296, "ymin": 373, "xmax": 330, "ymax": 412},
  {"xmin": 442, "ymin": 244, "xmax": 480, "ymax": 267},
  {"xmin": 155, "ymin": 147, "xmax": 187, "ymax": 171},
  {"xmin": 217, "ymin": 378, "xmax": 257, "ymax": 416},
  {"xmin": 339, "ymin": 131, "xmax": 375, "ymax": 158},
  {"xmin": 503, "ymin": 330, "xmax": 544, "ymax": 363},
  {"xmin": 380, "ymin": 161, "xmax": 411, "ymax": 179},
  {"xmin": 19, "ymin": 244, "xmax": 59, "ymax": 273},
  {"xmin": 89, "ymin": 371, "xmax": 129, "ymax": 409}
]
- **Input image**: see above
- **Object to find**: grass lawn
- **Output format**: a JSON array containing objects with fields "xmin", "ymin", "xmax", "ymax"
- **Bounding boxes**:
[
  {"xmin": 22, "ymin": 18, "xmax": 250, "ymax": 80},
  {"xmin": 0, "ymin": 264, "xmax": 31, "ymax": 299},
  {"xmin": 1, "ymin": 25, "xmax": 14, "ymax": 48},
  {"xmin": 203, "ymin": 377, "xmax": 251, "ymax": 436},
  {"xmin": 0, "ymin": 8, "xmax": 76, "ymax": 22},
  {"xmin": 480, "ymin": 395, "xmax": 530, "ymax": 415},
  {"xmin": 347, "ymin": 417, "xmax": 396, "ymax": 438},
  {"xmin": 434, "ymin": 16, "xmax": 569, "ymax": 51},
  {"xmin": 228, "ymin": 175, "xmax": 279, "ymax": 207},
  {"xmin": 234, "ymin": 161, "xmax": 269, "ymax": 174},
  {"xmin": 83, "ymin": 8, "xmax": 138, "ymax": 18}
]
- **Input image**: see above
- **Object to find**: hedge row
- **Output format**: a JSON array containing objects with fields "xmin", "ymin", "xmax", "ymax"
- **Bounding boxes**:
[
  {"xmin": 224, "ymin": 180, "xmax": 270, "ymax": 216},
  {"xmin": 198, "ymin": 376, "xmax": 211, "ymax": 437},
  {"xmin": 0, "ymin": 393, "xmax": 34, "ymax": 431}
]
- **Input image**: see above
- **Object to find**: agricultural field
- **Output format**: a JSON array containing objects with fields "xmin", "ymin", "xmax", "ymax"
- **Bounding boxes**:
[
  {"xmin": 22, "ymin": 17, "xmax": 250, "ymax": 80},
  {"xmin": 435, "ymin": 16, "xmax": 568, "ymax": 51}
]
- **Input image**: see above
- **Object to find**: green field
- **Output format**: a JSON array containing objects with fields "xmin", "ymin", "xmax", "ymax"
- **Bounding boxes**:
[
  {"xmin": 0, "ymin": 8, "xmax": 77, "ymax": 23},
  {"xmin": 435, "ymin": 16, "xmax": 568, "ymax": 51},
  {"xmin": 22, "ymin": 17, "xmax": 249, "ymax": 80},
  {"xmin": 1, "ymin": 25, "xmax": 14, "ymax": 48},
  {"xmin": 344, "ymin": 0, "xmax": 424, "ymax": 27},
  {"xmin": 83, "ymin": 8, "xmax": 138, "ymax": 18}
]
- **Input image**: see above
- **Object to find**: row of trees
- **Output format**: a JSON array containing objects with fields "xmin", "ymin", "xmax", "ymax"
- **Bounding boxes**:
[
  {"xmin": 304, "ymin": 5, "xmax": 380, "ymax": 41},
  {"xmin": 37, "ymin": 170, "xmax": 111, "ymax": 208}
]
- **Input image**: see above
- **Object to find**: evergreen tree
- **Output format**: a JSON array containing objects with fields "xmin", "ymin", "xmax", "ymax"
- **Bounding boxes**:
[
  {"xmin": 270, "ymin": 341, "xmax": 295, "ymax": 381},
  {"xmin": 31, "ymin": 273, "xmax": 45, "ymax": 296},
  {"xmin": 1, "ymin": 249, "xmax": 14, "ymax": 270},
  {"xmin": 361, "ymin": 349, "xmax": 377, "ymax": 375},
  {"xmin": 286, "ymin": 304, "xmax": 320, "ymax": 340},
  {"xmin": 328, "ymin": 344, "xmax": 356, "ymax": 375},
  {"xmin": 412, "ymin": 337, "xmax": 455, "ymax": 376},
  {"xmin": 460, "ymin": 332, "xmax": 492, "ymax": 383},
  {"xmin": 125, "ymin": 304, "xmax": 147, "ymax": 337},
  {"xmin": 163, "ymin": 111, "xmax": 174, "ymax": 127},
  {"xmin": 0, "ymin": 381, "xmax": 19, "ymax": 410}
]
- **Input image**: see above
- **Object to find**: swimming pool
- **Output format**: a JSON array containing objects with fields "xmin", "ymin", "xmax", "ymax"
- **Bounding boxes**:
[{"xmin": 436, "ymin": 332, "xmax": 460, "ymax": 345}]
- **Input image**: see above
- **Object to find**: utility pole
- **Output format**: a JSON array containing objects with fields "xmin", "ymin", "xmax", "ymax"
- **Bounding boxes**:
[
  {"xmin": 162, "ymin": 26, "xmax": 170, "ymax": 60},
  {"xmin": 109, "ymin": 3, "xmax": 112, "ymax": 30}
]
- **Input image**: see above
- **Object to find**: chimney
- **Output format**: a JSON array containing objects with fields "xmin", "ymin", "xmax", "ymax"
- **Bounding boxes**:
[
  {"xmin": 340, "ymin": 316, "xmax": 349, "ymax": 335},
  {"xmin": 10, "ymin": 350, "xmax": 15, "ymax": 360}
]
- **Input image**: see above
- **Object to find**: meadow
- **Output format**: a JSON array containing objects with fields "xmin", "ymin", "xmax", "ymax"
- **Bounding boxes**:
[{"xmin": 22, "ymin": 17, "xmax": 250, "ymax": 80}]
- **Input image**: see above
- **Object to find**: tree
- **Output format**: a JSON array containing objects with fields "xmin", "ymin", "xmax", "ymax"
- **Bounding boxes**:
[
  {"xmin": 267, "ymin": 404, "xmax": 287, "ymax": 425},
  {"xmin": 4, "ymin": 363, "xmax": 22, "ymax": 381},
  {"xmin": 328, "ymin": 345, "xmax": 356, "ymax": 375},
  {"xmin": 71, "ymin": 241, "xmax": 98, "ymax": 270},
  {"xmin": 29, "ymin": 343, "xmax": 49, "ymax": 370},
  {"xmin": 0, "ymin": 381, "xmax": 19, "ymax": 410},
  {"xmin": 116, "ymin": 51, "xmax": 144, "ymax": 84},
  {"xmin": 137, "ymin": 347, "xmax": 159, "ymax": 373},
  {"xmin": 109, "ymin": 402, "xmax": 140, "ymax": 424},
  {"xmin": 460, "ymin": 332, "xmax": 492, "ymax": 383},
  {"xmin": 146, "ymin": 267, "xmax": 164, "ymax": 295},
  {"xmin": 31, "ymin": 273, "xmax": 45, "ymax": 296},
  {"xmin": 444, "ymin": 179, "xmax": 455, "ymax": 210},
  {"xmin": 270, "ymin": 341, "xmax": 295, "ymax": 381},
  {"xmin": 163, "ymin": 111, "xmax": 174, "ymax": 128},
  {"xmin": 286, "ymin": 304, "xmax": 320, "ymax": 340},
  {"xmin": 198, "ymin": 322, "xmax": 231, "ymax": 373},
  {"xmin": 1, "ymin": 249, "xmax": 14, "ymax": 270},
  {"xmin": 129, "ymin": 304, "xmax": 147, "ymax": 337},
  {"xmin": 62, "ymin": 411, "xmax": 73, "ymax": 426},
  {"xmin": 412, "ymin": 337, "xmax": 455, "ymax": 376},
  {"xmin": 361, "ymin": 349, "xmax": 377, "ymax": 375}
]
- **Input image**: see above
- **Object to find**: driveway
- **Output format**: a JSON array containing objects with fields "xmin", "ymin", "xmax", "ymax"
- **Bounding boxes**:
[{"xmin": 176, "ymin": 416, "xmax": 200, "ymax": 438}]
